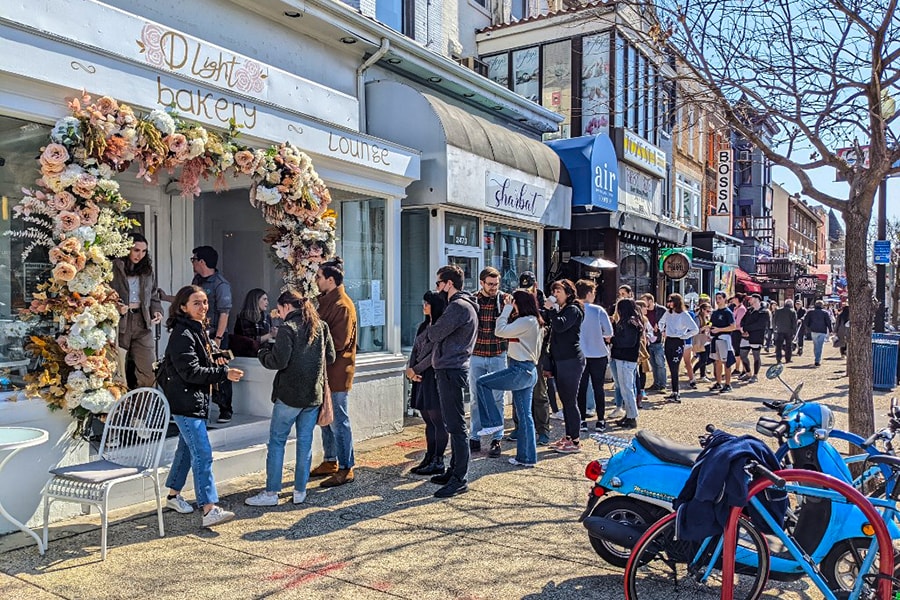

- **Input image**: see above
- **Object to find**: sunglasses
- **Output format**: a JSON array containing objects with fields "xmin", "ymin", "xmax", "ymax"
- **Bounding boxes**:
[{"xmin": 190, "ymin": 257, "xmax": 200, "ymax": 262}]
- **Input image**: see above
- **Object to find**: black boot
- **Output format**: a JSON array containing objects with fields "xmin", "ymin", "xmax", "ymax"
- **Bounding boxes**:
[
  {"xmin": 409, "ymin": 453, "xmax": 434, "ymax": 474},
  {"xmin": 417, "ymin": 457, "xmax": 446, "ymax": 476}
]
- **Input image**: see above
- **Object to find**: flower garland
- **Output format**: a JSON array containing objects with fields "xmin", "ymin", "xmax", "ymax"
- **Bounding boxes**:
[{"xmin": 8, "ymin": 94, "xmax": 334, "ymax": 422}]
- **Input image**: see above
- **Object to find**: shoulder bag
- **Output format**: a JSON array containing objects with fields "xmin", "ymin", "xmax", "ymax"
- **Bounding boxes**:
[{"xmin": 316, "ymin": 331, "xmax": 334, "ymax": 427}]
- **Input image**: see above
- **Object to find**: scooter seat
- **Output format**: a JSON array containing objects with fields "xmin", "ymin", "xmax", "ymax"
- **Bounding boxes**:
[{"xmin": 635, "ymin": 430, "xmax": 702, "ymax": 467}]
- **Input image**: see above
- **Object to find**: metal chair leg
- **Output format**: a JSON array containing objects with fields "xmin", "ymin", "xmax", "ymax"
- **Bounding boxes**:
[
  {"xmin": 100, "ymin": 498, "xmax": 108, "ymax": 561},
  {"xmin": 154, "ymin": 474, "xmax": 165, "ymax": 537},
  {"xmin": 42, "ymin": 494, "xmax": 51, "ymax": 552}
]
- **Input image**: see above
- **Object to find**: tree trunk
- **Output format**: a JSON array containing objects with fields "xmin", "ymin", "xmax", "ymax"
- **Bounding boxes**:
[
  {"xmin": 843, "ymin": 203, "xmax": 877, "ymax": 440},
  {"xmin": 892, "ymin": 264, "xmax": 900, "ymax": 329}
]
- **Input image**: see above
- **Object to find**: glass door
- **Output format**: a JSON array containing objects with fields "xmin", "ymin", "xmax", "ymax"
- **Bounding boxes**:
[{"xmin": 447, "ymin": 254, "xmax": 480, "ymax": 292}]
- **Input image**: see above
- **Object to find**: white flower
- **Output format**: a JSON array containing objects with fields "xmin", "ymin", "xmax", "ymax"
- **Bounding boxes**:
[
  {"xmin": 79, "ymin": 388, "xmax": 115, "ymax": 414},
  {"xmin": 187, "ymin": 138, "xmax": 205, "ymax": 159},
  {"xmin": 96, "ymin": 178, "xmax": 119, "ymax": 194},
  {"xmin": 71, "ymin": 226, "xmax": 97, "ymax": 244},
  {"xmin": 58, "ymin": 164, "xmax": 85, "ymax": 189},
  {"xmin": 148, "ymin": 109, "xmax": 176, "ymax": 136},
  {"xmin": 256, "ymin": 186, "xmax": 281, "ymax": 205}
]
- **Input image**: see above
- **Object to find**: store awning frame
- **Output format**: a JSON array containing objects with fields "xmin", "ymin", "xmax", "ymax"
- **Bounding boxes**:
[{"xmin": 568, "ymin": 255, "xmax": 618, "ymax": 269}]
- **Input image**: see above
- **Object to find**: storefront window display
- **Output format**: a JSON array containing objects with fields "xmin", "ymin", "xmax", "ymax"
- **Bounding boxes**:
[
  {"xmin": 581, "ymin": 32, "xmax": 611, "ymax": 136},
  {"xmin": 445, "ymin": 212, "xmax": 479, "ymax": 247},
  {"xmin": 512, "ymin": 47, "xmax": 539, "ymax": 103},
  {"xmin": 483, "ymin": 221, "xmax": 536, "ymax": 292},
  {"xmin": 619, "ymin": 242, "xmax": 653, "ymax": 297},
  {"xmin": 542, "ymin": 40, "xmax": 572, "ymax": 141},
  {"xmin": 484, "ymin": 54, "xmax": 510, "ymax": 88}
]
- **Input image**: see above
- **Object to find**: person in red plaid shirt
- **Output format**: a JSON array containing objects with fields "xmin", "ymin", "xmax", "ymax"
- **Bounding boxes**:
[{"xmin": 468, "ymin": 267, "xmax": 511, "ymax": 458}]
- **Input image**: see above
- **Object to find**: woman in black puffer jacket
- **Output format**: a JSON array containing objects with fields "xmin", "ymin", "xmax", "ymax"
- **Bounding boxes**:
[{"xmin": 160, "ymin": 285, "xmax": 244, "ymax": 528}]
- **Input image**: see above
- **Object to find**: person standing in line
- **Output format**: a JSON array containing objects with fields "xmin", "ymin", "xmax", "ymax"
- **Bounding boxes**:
[
  {"xmin": 640, "ymin": 293, "xmax": 667, "ymax": 393},
  {"xmin": 467, "ymin": 267, "xmax": 510, "ymax": 458},
  {"xmin": 230, "ymin": 288, "xmax": 276, "ymax": 357},
  {"xmin": 804, "ymin": 299, "xmax": 834, "ymax": 367},
  {"xmin": 309, "ymin": 258, "xmax": 358, "ymax": 488},
  {"xmin": 618, "ymin": 285, "xmax": 633, "ymax": 300},
  {"xmin": 709, "ymin": 292, "xmax": 737, "ymax": 394},
  {"xmin": 158, "ymin": 285, "xmax": 244, "ymax": 527},
  {"xmin": 795, "ymin": 302, "xmax": 808, "ymax": 356},
  {"xmin": 658, "ymin": 293, "xmax": 699, "ymax": 403},
  {"xmin": 245, "ymin": 291, "xmax": 335, "ymax": 507},
  {"xmin": 692, "ymin": 302, "xmax": 713, "ymax": 381},
  {"xmin": 111, "ymin": 233, "xmax": 163, "ymax": 389},
  {"xmin": 729, "ymin": 294, "xmax": 748, "ymax": 379},
  {"xmin": 427, "ymin": 265, "xmax": 478, "ymax": 498},
  {"xmin": 608, "ymin": 298, "xmax": 644, "ymax": 429},
  {"xmin": 474, "ymin": 290, "xmax": 543, "ymax": 467},
  {"xmin": 739, "ymin": 294, "xmax": 770, "ymax": 382},
  {"xmin": 191, "ymin": 246, "xmax": 235, "ymax": 422},
  {"xmin": 544, "ymin": 279, "xmax": 586, "ymax": 454},
  {"xmin": 406, "ymin": 291, "xmax": 449, "ymax": 476},
  {"xmin": 575, "ymin": 280, "xmax": 613, "ymax": 431},
  {"xmin": 764, "ymin": 300, "xmax": 778, "ymax": 352},
  {"xmin": 772, "ymin": 299, "xmax": 799, "ymax": 364},
  {"xmin": 512, "ymin": 272, "xmax": 552, "ymax": 446}
]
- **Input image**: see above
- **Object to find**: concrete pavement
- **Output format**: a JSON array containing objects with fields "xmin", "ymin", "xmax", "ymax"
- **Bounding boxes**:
[{"xmin": 0, "ymin": 343, "xmax": 893, "ymax": 599}]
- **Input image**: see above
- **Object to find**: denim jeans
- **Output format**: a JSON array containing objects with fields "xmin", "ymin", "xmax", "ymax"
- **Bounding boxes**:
[
  {"xmin": 468, "ymin": 354, "xmax": 507, "ymax": 441},
  {"xmin": 165, "ymin": 415, "xmax": 218, "ymax": 506},
  {"xmin": 610, "ymin": 359, "xmax": 639, "ymax": 419},
  {"xmin": 266, "ymin": 401, "xmax": 320, "ymax": 493},
  {"xmin": 647, "ymin": 343, "xmax": 667, "ymax": 389},
  {"xmin": 321, "ymin": 391, "xmax": 355, "ymax": 469},
  {"xmin": 475, "ymin": 359, "xmax": 537, "ymax": 429},
  {"xmin": 811, "ymin": 332, "xmax": 828, "ymax": 364},
  {"xmin": 610, "ymin": 358, "xmax": 637, "ymax": 409},
  {"xmin": 436, "ymin": 368, "xmax": 469, "ymax": 481}
]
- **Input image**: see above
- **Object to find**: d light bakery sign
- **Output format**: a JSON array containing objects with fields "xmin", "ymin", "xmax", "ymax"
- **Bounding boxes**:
[{"xmin": 486, "ymin": 173, "xmax": 550, "ymax": 219}]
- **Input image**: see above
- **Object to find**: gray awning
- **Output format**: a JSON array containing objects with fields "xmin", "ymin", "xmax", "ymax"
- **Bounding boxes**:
[{"xmin": 569, "ymin": 255, "xmax": 618, "ymax": 269}]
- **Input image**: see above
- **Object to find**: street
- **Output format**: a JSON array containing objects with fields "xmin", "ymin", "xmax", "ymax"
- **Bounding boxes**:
[{"xmin": 0, "ymin": 344, "xmax": 894, "ymax": 600}]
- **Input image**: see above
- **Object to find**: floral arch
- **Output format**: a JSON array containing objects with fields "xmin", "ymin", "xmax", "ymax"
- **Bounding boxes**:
[{"xmin": 9, "ymin": 94, "xmax": 336, "ymax": 421}]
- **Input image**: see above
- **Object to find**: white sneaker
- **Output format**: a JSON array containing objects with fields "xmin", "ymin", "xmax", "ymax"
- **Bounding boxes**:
[
  {"xmin": 609, "ymin": 407, "xmax": 625, "ymax": 419},
  {"xmin": 244, "ymin": 491, "xmax": 278, "ymax": 506},
  {"xmin": 166, "ymin": 494, "xmax": 194, "ymax": 514},
  {"xmin": 476, "ymin": 425, "xmax": 505, "ymax": 437},
  {"xmin": 550, "ymin": 411, "xmax": 565, "ymax": 420},
  {"xmin": 202, "ymin": 506, "xmax": 235, "ymax": 527},
  {"xmin": 292, "ymin": 490, "xmax": 307, "ymax": 504}
]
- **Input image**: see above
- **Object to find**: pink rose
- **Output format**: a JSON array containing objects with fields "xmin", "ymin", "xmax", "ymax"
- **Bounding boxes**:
[
  {"xmin": 234, "ymin": 150, "xmax": 256, "ymax": 173},
  {"xmin": 80, "ymin": 202, "xmax": 100, "ymax": 227},
  {"xmin": 57, "ymin": 336, "xmax": 72, "ymax": 352},
  {"xmin": 165, "ymin": 133, "xmax": 189, "ymax": 159},
  {"xmin": 59, "ymin": 237, "xmax": 82, "ymax": 253},
  {"xmin": 48, "ymin": 247, "xmax": 66, "ymax": 264},
  {"xmin": 47, "ymin": 191, "xmax": 77, "ymax": 212},
  {"xmin": 57, "ymin": 211, "xmax": 82, "ymax": 232},
  {"xmin": 64, "ymin": 350, "xmax": 88, "ymax": 367},
  {"xmin": 52, "ymin": 262, "xmax": 78, "ymax": 282},
  {"xmin": 40, "ymin": 144, "xmax": 70, "ymax": 173},
  {"xmin": 72, "ymin": 173, "xmax": 98, "ymax": 199},
  {"xmin": 95, "ymin": 96, "xmax": 119, "ymax": 116}
]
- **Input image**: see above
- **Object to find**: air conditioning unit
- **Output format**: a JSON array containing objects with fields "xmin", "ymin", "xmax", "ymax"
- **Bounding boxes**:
[
  {"xmin": 458, "ymin": 56, "xmax": 489, "ymax": 77},
  {"xmin": 739, "ymin": 150, "xmax": 751, "ymax": 162}
]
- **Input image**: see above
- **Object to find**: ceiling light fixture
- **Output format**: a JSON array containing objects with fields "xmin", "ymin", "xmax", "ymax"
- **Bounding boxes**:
[
  {"xmin": 340, "ymin": 37, "xmax": 357, "ymax": 44},
  {"xmin": 283, "ymin": 10, "xmax": 302, "ymax": 18},
  {"xmin": 492, "ymin": 105, "xmax": 503, "ymax": 110},
  {"xmin": 428, "ymin": 76, "xmax": 443, "ymax": 83},
  {"xmin": 387, "ymin": 58, "xmax": 402, "ymax": 64},
  {"xmin": 462, "ymin": 92, "xmax": 475, "ymax": 98}
]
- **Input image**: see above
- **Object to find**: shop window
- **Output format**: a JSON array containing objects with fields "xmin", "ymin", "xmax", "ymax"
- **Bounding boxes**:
[
  {"xmin": 619, "ymin": 242, "xmax": 653, "ymax": 297},
  {"xmin": 376, "ymin": 0, "xmax": 415, "ymax": 38},
  {"xmin": 0, "ymin": 116, "xmax": 52, "ymax": 371},
  {"xmin": 512, "ymin": 47, "xmax": 539, "ymax": 103},
  {"xmin": 614, "ymin": 36, "xmax": 625, "ymax": 128},
  {"xmin": 334, "ymin": 198, "xmax": 386, "ymax": 353},
  {"xmin": 445, "ymin": 212, "xmax": 479, "ymax": 247},
  {"xmin": 581, "ymin": 32, "xmax": 611, "ymax": 136},
  {"xmin": 401, "ymin": 209, "xmax": 430, "ymax": 347},
  {"xmin": 484, "ymin": 54, "xmax": 510, "ymax": 89},
  {"xmin": 483, "ymin": 222, "xmax": 536, "ymax": 292},
  {"xmin": 541, "ymin": 40, "xmax": 572, "ymax": 141},
  {"xmin": 637, "ymin": 53, "xmax": 647, "ymax": 139},
  {"xmin": 511, "ymin": 0, "xmax": 526, "ymax": 20}
]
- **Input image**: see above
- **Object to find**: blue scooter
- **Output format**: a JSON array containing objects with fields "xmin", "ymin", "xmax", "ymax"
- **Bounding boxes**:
[{"xmin": 580, "ymin": 364, "xmax": 900, "ymax": 592}]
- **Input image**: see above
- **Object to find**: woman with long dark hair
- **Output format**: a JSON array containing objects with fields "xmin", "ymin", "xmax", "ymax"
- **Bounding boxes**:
[
  {"xmin": 231, "ymin": 288, "xmax": 275, "ymax": 356},
  {"xmin": 609, "ymin": 298, "xmax": 644, "ymax": 429},
  {"xmin": 160, "ymin": 285, "xmax": 244, "ymax": 527},
  {"xmin": 474, "ymin": 290, "xmax": 544, "ymax": 466},
  {"xmin": 544, "ymin": 279, "xmax": 585, "ymax": 454},
  {"xmin": 111, "ymin": 233, "xmax": 162, "ymax": 388},
  {"xmin": 245, "ymin": 290, "xmax": 335, "ymax": 507},
  {"xmin": 406, "ymin": 290, "xmax": 449, "ymax": 475},
  {"xmin": 658, "ymin": 293, "xmax": 699, "ymax": 403}
]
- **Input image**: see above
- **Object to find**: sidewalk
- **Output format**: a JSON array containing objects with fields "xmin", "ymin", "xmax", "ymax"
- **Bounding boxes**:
[{"xmin": 0, "ymin": 345, "xmax": 889, "ymax": 599}]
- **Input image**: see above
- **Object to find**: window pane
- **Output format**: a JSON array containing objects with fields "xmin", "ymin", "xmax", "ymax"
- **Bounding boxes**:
[
  {"xmin": 484, "ymin": 54, "xmax": 509, "ymax": 88},
  {"xmin": 445, "ymin": 212, "xmax": 479, "ymax": 247},
  {"xmin": 614, "ymin": 36, "xmax": 625, "ymax": 128},
  {"xmin": 512, "ymin": 47, "xmax": 539, "ymax": 103},
  {"xmin": 401, "ymin": 209, "xmax": 429, "ymax": 347},
  {"xmin": 483, "ymin": 222, "xmax": 536, "ymax": 292},
  {"xmin": 542, "ymin": 40, "xmax": 571, "ymax": 141},
  {"xmin": 581, "ymin": 32, "xmax": 610, "ymax": 136},
  {"xmin": 628, "ymin": 45, "xmax": 638, "ymax": 131},
  {"xmin": 511, "ymin": 0, "xmax": 526, "ymax": 20},
  {"xmin": 334, "ymin": 198, "xmax": 386, "ymax": 353},
  {"xmin": 648, "ymin": 66, "xmax": 656, "ymax": 143},
  {"xmin": 376, "ymin": 0, "xmax": 403, "ymax": 32},
  {"xmin": 637, "ymin": 53, "xmax": 647, "ymax": 138}
]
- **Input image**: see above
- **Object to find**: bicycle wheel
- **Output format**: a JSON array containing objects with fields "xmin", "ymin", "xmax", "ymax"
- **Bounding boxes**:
[{"xmin": 624, "ymin": 512, "xmax": 770, "ymax": 600}]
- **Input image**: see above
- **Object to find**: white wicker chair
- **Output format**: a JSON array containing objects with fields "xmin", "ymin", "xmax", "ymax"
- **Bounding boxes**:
[{"xmin": 42, "ymin": 387, "xmax": 171, "ymax": 559}]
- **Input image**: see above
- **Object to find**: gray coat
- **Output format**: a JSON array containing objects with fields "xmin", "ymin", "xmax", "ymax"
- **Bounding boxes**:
[
  {"xmin": 426, "ymin": 291, "xmax": 478, "ymax": 370},
  {"xmin": 772, "ymin": 307, "xmax": 798, "ymax": 336},
  {"xmin": 258, "ymin": 311, "xmax": 335, "ymax": 409}
]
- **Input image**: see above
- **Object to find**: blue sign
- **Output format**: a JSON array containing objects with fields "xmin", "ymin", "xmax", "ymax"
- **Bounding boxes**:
[
  {"xmin": 546, "ymin": 134, "xmax": 619, "ymax": 211},
  {"xmin": 874, "ymin": 240, "xmax": 892, "ymax": 265}
]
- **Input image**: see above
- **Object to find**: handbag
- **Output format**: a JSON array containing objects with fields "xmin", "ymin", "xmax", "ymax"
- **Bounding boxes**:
[
  {"xmin": 316, "ymin": 334, "xmax": 334, "ymax": 427},
  {"xmin": 692, "ymin": 331, "xmax": 711, "ymax": 352}
]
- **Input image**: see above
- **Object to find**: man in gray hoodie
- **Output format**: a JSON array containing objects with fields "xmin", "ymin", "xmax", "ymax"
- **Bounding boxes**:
[{"xmin": 426, "ymin": 264, "xmax": 478, "ymax": 498}]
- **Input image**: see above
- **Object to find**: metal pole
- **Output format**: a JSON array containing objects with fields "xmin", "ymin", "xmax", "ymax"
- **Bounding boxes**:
[{"xmin": 876, "ymin": 178, "xmax": 888, "ymax": 333}]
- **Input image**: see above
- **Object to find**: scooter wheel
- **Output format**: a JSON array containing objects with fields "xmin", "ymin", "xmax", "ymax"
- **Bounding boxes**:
[
  {"xmin": 587, "ymin": 497, "xmax": 662, "ymax": 568},
  {"xmin": 820, "ymin": 538, "xmax": 895, "ymax": 596}
]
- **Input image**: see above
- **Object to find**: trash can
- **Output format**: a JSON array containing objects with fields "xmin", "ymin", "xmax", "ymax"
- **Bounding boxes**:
[
  {"xmin": 873, "ymin": 333, "xmax": 900, "ymax": 385},
  {"xmin": 873, "ymin": 334, "xmax": 900, "ymax": 390}
]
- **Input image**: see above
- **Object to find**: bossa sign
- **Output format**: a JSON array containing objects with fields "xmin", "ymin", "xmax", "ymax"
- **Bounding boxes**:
[{"xmin": 662, "ymin": 252, "xmax": 691, "ymax": 280}]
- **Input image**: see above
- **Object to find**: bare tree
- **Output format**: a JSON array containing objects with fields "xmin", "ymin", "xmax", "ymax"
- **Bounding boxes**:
[
  {"xmin": 889, "ymin": 218, "xmax": 900, "ymax": 328},
  {"xmin": 644, "ymin": 0, "xmax": 900, "ymax": 439}
]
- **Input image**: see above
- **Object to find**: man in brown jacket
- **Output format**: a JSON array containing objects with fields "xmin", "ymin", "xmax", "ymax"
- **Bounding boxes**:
[{"xmin": 310, "ymin": 257, "xmax": 359, "ymax": 487}]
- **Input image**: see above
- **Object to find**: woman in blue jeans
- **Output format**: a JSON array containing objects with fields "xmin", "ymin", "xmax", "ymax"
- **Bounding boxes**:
[
  {"xmin": 160, "ymin": 285, "xmax": 245, "ymax": 528},
  {"xmin": 246, "ymin": 290, "xmax": 335, "ymax": 507},
  {"xmin": 475, "ymin": 290, "xmax": 543, "ymax": 466}
]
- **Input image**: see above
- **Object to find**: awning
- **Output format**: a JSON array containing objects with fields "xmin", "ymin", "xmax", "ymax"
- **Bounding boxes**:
[
  {"xmin": 735, "ymin": 269, "xmax": 762, "ymax": 293},
  {"xmin": 546, "ymin": 135, "xmax": 619, "ymax": 212},
  {"xmin": 568, "ymin": 255, "xmax": 617, "ymax": 269}
]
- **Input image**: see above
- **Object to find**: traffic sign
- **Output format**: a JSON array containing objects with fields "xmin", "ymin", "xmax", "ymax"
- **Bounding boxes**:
[{"xmin": 874, "ymin": 240, "xmax": 892, "ymax": 265}]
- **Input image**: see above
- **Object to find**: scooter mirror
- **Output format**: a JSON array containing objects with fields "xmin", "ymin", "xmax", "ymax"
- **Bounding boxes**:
[
  {"xmin": 790, "ymin": 381, "xmax": 804, "ymax": 403},
  {"xmin": 766, "ymin": 364, "xmax": 784, "ymax": 380}
]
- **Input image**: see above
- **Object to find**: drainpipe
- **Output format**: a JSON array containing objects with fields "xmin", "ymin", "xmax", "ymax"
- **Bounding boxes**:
[{"xmin": 357, "ymin": 38, "xmax": 390, "ymax": 133}]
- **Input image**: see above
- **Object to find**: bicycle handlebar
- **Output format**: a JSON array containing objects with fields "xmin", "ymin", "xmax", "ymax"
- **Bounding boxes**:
[{"xmin": 748, "ymin": 461, "xmax": 786, "ymax": 488}]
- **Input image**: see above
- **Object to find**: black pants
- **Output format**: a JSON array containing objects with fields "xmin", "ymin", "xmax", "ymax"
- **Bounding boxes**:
[
  {"xmin": 435, "ymin": 368, "xmax": 469, "ymax": 481},
  {"xmin": 664, "ymin": 338, "xmax": 685, "ymax": 393},
  {"xmin": 418, "ymin": 369, "xmax": 448, "ymax": 458},
  {"xmin": 774, "ymin": 332, "xmax": 793, "ymax": 363},
  {"xmin": 213, "ymin": 380, "xmax": 232, "ymax": 414},
  {"xmin": 577, "ymin": 357, "xmax": 609, "ymax": 421},
  {"xmin": 740, "ymin": 346, "xmax": 762, "ymax": 375},
  {"xmin": 694, "ymin": 348, "xmax": 710, "ymax": 377},
  {"xmin": 555, "ymin": 357, "xmax": 586, "ymax": 440}
]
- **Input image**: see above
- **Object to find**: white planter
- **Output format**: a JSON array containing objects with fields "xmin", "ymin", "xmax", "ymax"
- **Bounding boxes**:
[{"xmin": 0, "ymin": 393, "xmax": 90, "ymax": 534}]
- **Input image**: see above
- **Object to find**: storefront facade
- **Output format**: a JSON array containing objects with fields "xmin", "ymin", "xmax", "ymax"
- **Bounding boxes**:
[{"xmin": 0, "ymin": 0, "xmax": 425, "ymax": 532}]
